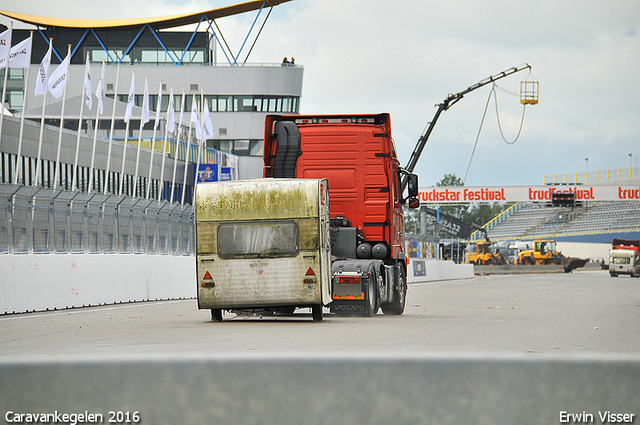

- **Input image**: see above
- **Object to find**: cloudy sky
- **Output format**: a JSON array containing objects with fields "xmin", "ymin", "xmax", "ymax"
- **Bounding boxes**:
[{"xmin": 2, "ymin": 0, "xmax": 639, "ymax": 187}]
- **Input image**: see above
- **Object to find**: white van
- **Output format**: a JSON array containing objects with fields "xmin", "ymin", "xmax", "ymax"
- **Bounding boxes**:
[{"xmin": 195, "ymin": 179, "xmax": 332, "ymax": 321}]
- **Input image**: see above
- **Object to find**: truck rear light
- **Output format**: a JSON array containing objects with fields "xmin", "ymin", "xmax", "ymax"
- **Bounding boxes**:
[
  {"xmin": 303, "ymin": 267, "xmax": 317, "ymax": 284},
  {"xmin": 337, "ymin": 275, "xmax": 360, "ymax": 284}
]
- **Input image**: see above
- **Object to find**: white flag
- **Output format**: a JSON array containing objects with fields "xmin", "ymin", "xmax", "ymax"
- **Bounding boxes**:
[
  {"xmin": 141, "ymin": 76, "xmax": 149, "ymax": 125},
  {"xmin": 124, "ymin": 71, "xmax": 135, "ymax": 123},
  {"xmin": 83, "ymin": 54, "xmax": 92, "ymax": 110},
  {"xmin": 0, "ymin": 28, "xmax": 12, "ymax": 69},
  {"xmin": 190, "ymin": 95, "xmax": 201, "ymax": 140},
  {"xmin": 34, "ymin": 40, "xmax": 52, "ymax": 96},
  {"xmin": 154, "ymin": 81, "xmax": 162, "ymax": 130},
  {"xmin": 8, "ymin": 33, "xmax": 31, "ymax": 69},
  {"xmin": 94, "ymin": 61, "xmax": 105, "ymax": 115},
  {"xmin": 202, "ymin": 99, "xmax": 213, "ymax": 141},
  {"xmin": 47, "ymin": 51, "xmax": 70, "ymax": 99},
  {"xmin": 176, "ymin": 91, "xmax": 184, "ymax": 134},
  {"xmin": 166, "ymin": 86, "xmax": 175, "ymax": 133}
]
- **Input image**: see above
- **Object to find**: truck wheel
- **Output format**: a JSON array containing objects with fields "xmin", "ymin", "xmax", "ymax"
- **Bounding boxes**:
[
  {"xmin": 211, "ymin": 309, "xmax": 223, "ymax": 322},
  {"xmin": 311, "ymin": 305, "xmax": 323, "ymax": 322},
  {"xmin": 382, "ymin": 265, "xmax": 406, "ymax": 315},
  {"xmin": 364, "ymin": 266, "xmax": 378, "ymax": 317}
]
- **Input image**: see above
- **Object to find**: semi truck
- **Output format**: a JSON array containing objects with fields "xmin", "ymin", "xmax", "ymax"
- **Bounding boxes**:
[
  {"xmin": 195, "ymin": 65, "xmax": 533, "ymax": 320},
  {"xmin": 263, "ymin": 113, "xmax": 420, "ymax": 316},
  {"xmin": 609, "ymin": 239, "xmax": 640, "ymax": 278}
]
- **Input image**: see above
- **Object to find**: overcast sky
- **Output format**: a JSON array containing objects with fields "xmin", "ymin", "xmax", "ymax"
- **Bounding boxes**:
[{"xmin": 2, "ymin": 0, "xmax": 639, "ymax": 187}]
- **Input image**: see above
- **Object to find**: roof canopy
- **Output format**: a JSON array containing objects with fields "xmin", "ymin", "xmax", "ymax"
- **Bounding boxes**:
[{"xmin": 0, "ymin": 0, "xmax": 292, "ymax": 30}]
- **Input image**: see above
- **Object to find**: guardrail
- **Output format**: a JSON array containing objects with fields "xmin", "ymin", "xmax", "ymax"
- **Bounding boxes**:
[{"xmin": 0, "ymin": 184, "xmax": 194, "ymax": 255}]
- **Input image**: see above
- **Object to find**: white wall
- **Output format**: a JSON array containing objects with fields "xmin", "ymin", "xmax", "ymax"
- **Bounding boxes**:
[
  {"xmin": 407, "ymin": 259, "xmax": 474, "ymax": 283},
  {"xmin": 1, "ymin": 254, "xmax": 196, "ymax": 314},
  {"xmin": 556, "ymin": 242, "xmax": 611, "ymax": 263}
]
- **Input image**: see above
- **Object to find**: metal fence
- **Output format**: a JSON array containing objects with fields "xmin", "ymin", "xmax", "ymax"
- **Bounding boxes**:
[{"xmin": 0, "ymin": 184, "xmax": 194, "ymax": 255}]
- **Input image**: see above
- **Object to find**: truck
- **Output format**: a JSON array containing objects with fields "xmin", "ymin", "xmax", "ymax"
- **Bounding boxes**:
[
  {"xmin": 196, "ymin": 65, "xmax": 533, "ymax": 320},
  {"xmin": 263, "ymin": 113, "xmax": 419, "ymax": 316},
  {"xmin": 609, "ymin": 239, "xmax": 640, "ymax": 278},
  {"xmin": 196, "ymin": 178, "xmax": 333, "ymax": 321}
]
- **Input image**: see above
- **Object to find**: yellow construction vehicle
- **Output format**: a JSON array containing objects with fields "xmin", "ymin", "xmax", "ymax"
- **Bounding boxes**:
[
  {"xmin": 465, "ymin": 240, "xmax": 507, "ymax": 265},
  {"xmin": 517, "ymin": 239, "xmax": 588, "ymax": 272}
]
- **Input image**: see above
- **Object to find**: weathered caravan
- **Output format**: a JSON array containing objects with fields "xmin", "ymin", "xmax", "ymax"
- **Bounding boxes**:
[{"xmin": 196, "ymin": 178, "xmax": 332, "ymax": 321}]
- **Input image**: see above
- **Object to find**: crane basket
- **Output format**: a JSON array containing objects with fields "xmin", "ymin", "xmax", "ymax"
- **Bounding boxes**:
[{"xmin": 520, "ymin": 75, "xmax": 539, "ymax": 105}]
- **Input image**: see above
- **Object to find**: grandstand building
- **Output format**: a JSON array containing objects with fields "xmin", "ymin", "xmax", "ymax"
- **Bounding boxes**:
[
  {"xmin": 483, "ymin": 176, "xmax": 640, "ymax": 243},
  {"xmin": 0, "ymin": 0, "xmax": 302, "ymax": 201}
]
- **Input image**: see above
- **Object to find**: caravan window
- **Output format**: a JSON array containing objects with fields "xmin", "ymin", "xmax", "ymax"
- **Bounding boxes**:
[{"xmin": 218, "ymin": 221, "xmax": 299, "ymax": 258}]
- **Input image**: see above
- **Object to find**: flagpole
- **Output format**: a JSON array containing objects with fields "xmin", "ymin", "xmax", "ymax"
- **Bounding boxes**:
[
  {"xmin": 146, "ymin": 80, "xmax": 162, "ymax": 199},
  {"xmin": 0, "ymin": 22, "xmax": 12, "ymax": 151},
  {"xmin": 53, "ymin": 44, "xmax": 72, "ymax": 190},
  {"xmin": 33, "ymin": 37, "xmax": 53, "ymax": 187},
  {"xmin": 120, "ymin": 69, "xmax": 135, "ymax": 196},
  {"xmin": 14, "ymin": 31, "xmax": 34, "ymax": 185},
  {"xmin": 88, "ymin": 60, "xmax": 105, "ymax": 193},
  {"xmin": 132, "ymin": 75, "xmax": 149, "ymax": 198},
  {"xmin": 181, "ymin": 94, "xmax": 197, "ymax": 205},
  {"xmin": 192, "ymin": 95, "xmax": 206, "ymax": 206},
  {"xmin": 72, "ymin": 51, "xmax": 91, "ymax": 191},
  {"xmin": 169, "ymin": 89, "xmax": 183, "ymax": 203},
  {"xmin": 104, "ymin": 64, "xmax": 120, "ymax": 195}
]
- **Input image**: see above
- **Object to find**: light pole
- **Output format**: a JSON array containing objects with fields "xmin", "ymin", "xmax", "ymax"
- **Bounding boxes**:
[
  {"xmin": 630, "ymin": 153, "xmax": 633, "ymax": 179},
  {"xmin": 585, "ymin": 157, "xmax": 589, "ymax": 183}
]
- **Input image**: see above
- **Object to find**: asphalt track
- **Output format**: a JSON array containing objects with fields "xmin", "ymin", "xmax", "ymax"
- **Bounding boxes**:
[{"xmin": 1, "ymin": 269, "xmax": 638, "ymax": 357}]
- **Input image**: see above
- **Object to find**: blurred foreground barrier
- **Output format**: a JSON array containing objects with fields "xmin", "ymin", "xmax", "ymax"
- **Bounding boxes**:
[{"xmin": 1, "ymin": 353, "xmax": 638, "ymax": 424}]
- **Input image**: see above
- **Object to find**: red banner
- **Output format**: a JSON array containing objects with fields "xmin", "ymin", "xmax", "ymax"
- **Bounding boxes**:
[{"xmin": 418, "ymin": 185, "xmax": 640, "ymax": 203}]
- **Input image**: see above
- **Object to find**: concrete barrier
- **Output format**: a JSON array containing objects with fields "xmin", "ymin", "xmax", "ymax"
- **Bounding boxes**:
[
  {"xmin": 474, "ymin": 264, "xmax": 566, "ymax": 275},
  {"xmin": 408, "ymin": 259, "xmax": 474, "ymax": 283},
  {"xmin": 1, "ymin": 254, "xmax": 196, "ymax": 314},
  {"xmin": 1, "ymin": 353, "xmax": 638, "ymax": 425}
]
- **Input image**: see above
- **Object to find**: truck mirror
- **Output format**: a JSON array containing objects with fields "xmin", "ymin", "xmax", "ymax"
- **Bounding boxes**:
[
  {"xmin": 407, "ymin": 174, "xmax": 419, "ymax": 198},
  {"xmin": 408, "ymin": 197, "xmax": 420, "ymax": 209}
]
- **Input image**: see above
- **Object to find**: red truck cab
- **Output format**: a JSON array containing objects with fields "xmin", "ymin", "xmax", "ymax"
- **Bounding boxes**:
[{"xmin": 264, "ymin": 114, "xmax": 419, "ymax": 316}]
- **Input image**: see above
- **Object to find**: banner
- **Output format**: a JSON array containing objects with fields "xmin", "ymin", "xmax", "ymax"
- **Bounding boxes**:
[
  {"xmin": 83, "ymin": 54, "xmax": 92, "ymax": 109},
  {"xmin": 141, "ymin": 76, "xmax": 149, "ymax": 125},
  {"xmin": 0, "ymin": 28, "xmax": 11, "ymax": 69},
  {"xmin": 34, "ymin": 41, "xmax": 52, "ymax": 96},
  {"xmin": 47, "ymin": 51, "xmax": 70, "ymax": 99},
  {"xmin": 94, "ymin": 61, "xmax": 105, "ymax": 115},
  {"xmin": 190, "ymin": 94, "xmax": 201, "ymax": 140},
  {"xmin": 421, "ymin": 207, "xmax": 474, "ymax": 239},
  {"xmin": 418, "ymin": 185, "xmax": 640, "ymax": 203},
  {"xmin": 195, "ymin": 163, "xmax": 218, "ymax": 183},
  {"xmin": 154, "ymin": 81, "xmax": 162, "ymax": 130},
  {"xmin": 167, "ymin": 86, "xmax": 175, "ymax": 133},
  {"xmin": 202, "ymin": 99, "xmax": 213, "ymax": 140},
  {"xmin": 124, "ymin": 71, "xmax": 135, "ymax": 123},
  {"xmin": 6, "ymin": 33, "xmax": 32, "ymax": 68}
]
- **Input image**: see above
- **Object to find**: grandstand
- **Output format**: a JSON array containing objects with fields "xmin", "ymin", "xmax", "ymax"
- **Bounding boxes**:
[{"xmin": 482, "ymin": 176, "xmax": 640, "ymax": 243}]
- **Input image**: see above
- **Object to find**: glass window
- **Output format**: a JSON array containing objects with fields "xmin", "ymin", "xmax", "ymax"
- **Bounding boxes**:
[
  {"xmin": 9, "ymin": 91, "xmax": 23, "ymax": 111},
  {"xmin": 218, "ymin": 220, "xmax": 299, "ymax": 258},
  {"xmin": 217, "ymin": 96, "xmax": 231, "ymax": 112}
]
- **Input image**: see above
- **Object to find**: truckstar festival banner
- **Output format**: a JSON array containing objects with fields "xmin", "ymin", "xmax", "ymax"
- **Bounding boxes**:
[{"xmin": 418, "ymin": 185, "xmax": 640, "ymax": 203}]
